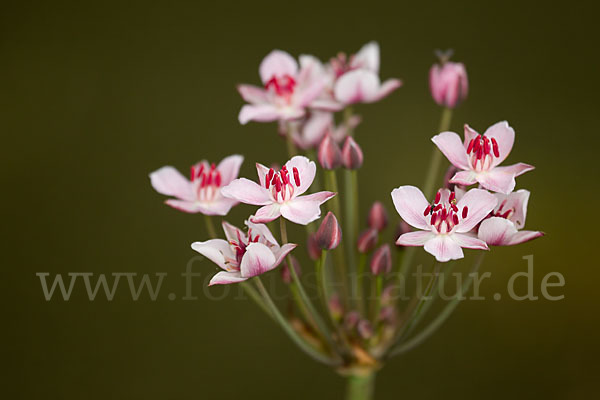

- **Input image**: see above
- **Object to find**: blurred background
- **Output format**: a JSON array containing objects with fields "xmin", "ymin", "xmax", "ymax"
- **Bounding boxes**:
[{"xmin": 3, "ymin": 0, "xmax": 598, "ymax": 398}]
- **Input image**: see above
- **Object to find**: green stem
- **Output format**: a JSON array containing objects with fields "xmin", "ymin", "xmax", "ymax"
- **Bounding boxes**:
[
  {"xmin": 345, "ymin": 371, "xmax": 375, "ymax": 400},
  {"xmin": 356, "ymin": 253, "xmax": 367, "ymax": 315},
  {"xmin": 389, "ymin": 253, "xmax": 485, "ymax": 356},
  {"xmin": 284, "ymin": 122, "xmax": 297, "ymax": 158},
  {"xmin": 372, "ymin": 275, "xmax": 383, "ymax": 325},
  {"xmin": 279, "ymin": 218, "xmax": 338, "ymax": 352},
  {"xmin": 344, "ymin": 169, "xmax": 359, "ymax": 306},
  {"xmin": 422, "ymin": 107, "xmax": 453, "ymax": 199},
  {"xmin": 203, "ymin": 215, "xmax": 218, "ymax": 238},
  {"xmin": 254, "ymin": 277, "xmax": 336, "ymax": 365}
]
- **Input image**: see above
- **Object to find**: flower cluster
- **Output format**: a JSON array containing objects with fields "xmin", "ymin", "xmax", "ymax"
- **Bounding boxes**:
[{"xmin": 149, "ymin": 43, "xmax": 544, "ymax": 394}]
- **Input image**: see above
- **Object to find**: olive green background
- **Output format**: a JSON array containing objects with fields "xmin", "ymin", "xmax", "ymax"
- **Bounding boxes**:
[{"xmin": 3, "ymin": 0, "xmax": 598, "ymax": 399}]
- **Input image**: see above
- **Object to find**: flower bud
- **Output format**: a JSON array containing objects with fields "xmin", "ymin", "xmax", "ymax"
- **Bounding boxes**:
[
  {"xmin": 281, "ymin": 256, "xmax": 301, "ymax": 284},
  {"xmin": 357, "ymin": 228, "xmax": 378, "ymax": 253},
  {"xmin": 380, "ymin": 285, "xmax": 396, "ymax": 306},
  {"xmin": 379, "ymin": 306, "xmax": 397, "ymax": 325},
  {"xmin": 317, "ymin": 133, "xmax": 342, "ymax": 170},
  {"xmin": 368, "ymin": 201, "xmax": 388, "ymax": 231},
  {"xmin": 341, "ymin": 136, "xmax": 363, "ymax": 170},
  {"xmin": 307, "ymin": 233, "xmax": 321, "ymax": 261},
  {"xmin": 429, "ymin": 51, "xmax": 468, "ymax": 109},
  {"xmin": 328, "ymin": 293, "xmax": 344, "ymax": 322},
  {"xmin": 357, "ymin": 319, "xmax": 374, "ymax": 339},
  {"xmin": 370, "ymin": 244, "xmax": 392, "ymax": 275},
  {"xmin": 316, "ymin": 212, "xmax": 342, "ymax": 250},
  {"xmin": 394, "ymin": 220, "xmax": 412, "ymax": 242}
]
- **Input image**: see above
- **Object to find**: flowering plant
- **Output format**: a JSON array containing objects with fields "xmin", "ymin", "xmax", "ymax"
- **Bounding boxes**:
[{"xmin": 150, "ymin": 43, "xmax": 543, "ymax": 399}]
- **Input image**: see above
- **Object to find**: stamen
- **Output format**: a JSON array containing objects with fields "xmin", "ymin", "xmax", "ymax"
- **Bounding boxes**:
[
  {"xmin": 435, "ymin": 191, "xmax": 441, "ymax": 204},
  {"xmin": 462, "ymin": 206, "xmax": 468, "ymax": 218},
  {"xmin": 491, "ymin": 138, "xmax": 500, "ymax": 158},
  {"xmin": 449, "ymin": 192, "xmax": 455, "ymax": 202},
  {"xmin": 214, "ymin": 171, "xmax": 222, "ymax": 187},
  {"xmin": 467, "ymin": 139, "xmax": 475, "ymax": 153},
  {"xmin": 424, "ymin": 205, "xmax": 432, "ymax": 216},
  {"xmin": 293, "ymin": 167, "xmax": 300, "ymax": 186},
  {"xmin": 453, "ymin": 214, "xmax": 459, "ymax": 225},
  {"xmin": 431, "ymin": 213, "xmax": 437, "ymax": 225}
]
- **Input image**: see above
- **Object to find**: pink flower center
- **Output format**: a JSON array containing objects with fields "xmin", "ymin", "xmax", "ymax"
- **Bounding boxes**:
[
  {"xmin": 466, "ymin": 134, "xmax": 500, "ymax": 171},
  {"xmin": 264, "ymin": 165, "xmax": 301, "ymax": 203},
  {"xmin": 423, "ymin": 190, "xmax": 469, "ymax": 234},
  {"xmin": 489, "ymin": 199, "xmax": 516, "ymax": 221},
  {"xmin": 226, "ymin": 228, "xmax": 260, "ymax": 268},
  {"xmin": 265, "ymin": 74, "xmax": 296, "ymax": 97},
  {"xmin": 191, "ymin": 162, "xmax": 222, "ymax": 202}
]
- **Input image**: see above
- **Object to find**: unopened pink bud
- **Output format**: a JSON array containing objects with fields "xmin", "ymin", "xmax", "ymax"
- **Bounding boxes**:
[
  {"xmin": 370, "ymin": 244, "xmax": 392, "ymax": 275},
  {"xmin": 395, "ymin": 220, "xmax": 412, "ymax": 242},
  {"xmin": 307, "ymin": 233, "xmax": 321, "ymax": 261},
  {"xmin": 379, "ymin": 306, "xmax": 397, "ymax": 325},
  {"xmin": 281, "ymin": 256, "xmax": 301, "ymax": 284},
  {"xmin": 317, "ymin": 134, "xmax": 342, "ymax": 170},
  {"xmin": 429, "ymin": 52, "xmax": 468, "ymax": 109},
  {"xmin": 368, "ymin": 201, "xmax": 388, "ymax": 231},
  {"xmin": 357, "ymin": 228, "xmax": 378, "ymax": 253},
  {"xmin": 316, "ymin": 212, "xmax": 342, "ymax": 250},
  {"xmin": 357, "ymin": 319, "xmax": 374, "ymax": 339},
  {"xmin": 341, "ymin": 136, "xmax": 363, "ymax": 170}
]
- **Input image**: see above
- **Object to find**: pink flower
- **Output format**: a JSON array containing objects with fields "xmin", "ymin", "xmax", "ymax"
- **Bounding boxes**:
[
  {"xmin": 432, "ymin": 121, "xmax": 535, "ymax": 194},
  {"xmin": 478, "ymin": 189, "xmax": 544, "ymax": 246},
  {"xmin": 429, "ymin": 60, "xmax": 468, "ymax": 108},
  {"xmin": 284, "ymin": 111, "xmax": 360, "ymax": 150},
  {"xmin": 392, "ymin": 186, "xmax": 497, "ymax": 262},
  {"xmin": 221, "ymin": 156, "xmax": 335, "ymax": 225},
  {"xmin": 149, "ymin": 155, "xmax": 243, "ymax": 215},
  {"xmin": 333, "ymin": 42, "xmax": 402, "ymax": 105},
  {"xmin": 237, "ymin": 50, "xmax": 328, "ymax": 125},
  {"xmin": 191, "ymin": 220, "xmax": 296, "ymax": 285}
]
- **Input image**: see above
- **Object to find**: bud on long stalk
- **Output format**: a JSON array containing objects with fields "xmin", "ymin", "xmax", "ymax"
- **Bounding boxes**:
[
  {"xmin": 318, "ymin": 134, "xmax": 342, "ymax": 170},
  {"xmin": 316, "ymin": 212, "xmax": 342, "ymax": 250}
]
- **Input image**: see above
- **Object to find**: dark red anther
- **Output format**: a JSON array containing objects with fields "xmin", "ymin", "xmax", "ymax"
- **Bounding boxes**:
[
  {"xmin": 274, "ymin": 175, "xmax": 282, "ymax": 192},
  {"xmin": 431, "ymin": 213, "xmax": 438, "ymax": 225},
  {"xmin": 434, "ymin": 191, "xmax": 441, "ymax": 204},
  {"xmin": 206, "ymin": 172, "xmax": 213, "ymax": 186},
  {"xmin": 453, "ymin": 214, "xmax": 459, "ymax": 225},
  {"xmin": 214, "ymin": 171, "xmax": 222, "ymax": 187},
  {"xmin": 196, "ymin": 164, "xmax": 205, "ymax": 179},
  {"xmin": 462, "ymin": 206, "xmax": 468, "ymax": 218},
  {"xmin": 423, "ymin": 205, "xmax": 432, "ymax": 216},
  {"xmin": 293, "ymin": 167, "xmax": 300, "ymax": 186},
  {"xmin": 473, "ymin": 137, "xmax": 481, "ymax": 153},
  {"xmin": 451, "ymin": 204, "xmax": 458, "ymax": 212},
  {"xmin": 491, "ymin": 138, "xmax": 500, "ymax": 158},
  {"xmin": 484, "ymin": 138, "xmax": 491, "ymax": 155},
  {"xmin": 200, "ymin": 173, "xmax": 207, "ymax": 188},
  {"xmin": 190, "ymin": 166, "xmax": 195, "ymax": 181},
  {"xmin": 441, "ymin": 208, "xmax": 447, "ymax": 220},
  {"xmin": 449, "ymin": 192, "xmax": 456, "ymax": 202},
  {"xmin": 467, "ymin": 138, "xmax": 475, "ymax": 153},
  {"xmin": 476, "ymin": 146, "xmax": 483, "ymax": 160},
  {"xmin": 281, "ymin": 170, "xmax": 289, "ymax": 185},
  {"xmin": 210, "ymin": 163, "xmax": 216, "ymax": 171},
  {"xmin": 434, "ymin": 204, "xmax": 442, "ymax": 211}
]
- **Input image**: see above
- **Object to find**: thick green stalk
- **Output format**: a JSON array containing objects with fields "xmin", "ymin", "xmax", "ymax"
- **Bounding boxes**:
[
  {"xmin": 344, "ymin": 169, "xmax": 360, "ymax": 305},
  {"xmin": 422, "ymin": 107, "xmax": 453, "ymax": 199},
  {"xmin": 203, "ymin": 214, "xmax": 218, "ymax": 238},
  {"xmin": 254, "ymin": 277, "xmax": 336, "ymax": 365},
  {"xmin": 356, "ymin": 253, "xmax": 367, "ymax": 315},
  {"xmin": 389, "ymin": 254, "xmax": 485, "ymax": 356},
  {"xmin": 345, "ymin": 371, "xmax": 375, "ymax": 400},
  {"xmin": 284, "ymin": 123, "xmax": 298, "ymax": 158}
]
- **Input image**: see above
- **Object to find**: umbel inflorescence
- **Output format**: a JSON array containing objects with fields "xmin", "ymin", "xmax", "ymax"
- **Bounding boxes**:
[{"xmin": 149, "ymin": 42, "xmax": 543, "ymax": 399}]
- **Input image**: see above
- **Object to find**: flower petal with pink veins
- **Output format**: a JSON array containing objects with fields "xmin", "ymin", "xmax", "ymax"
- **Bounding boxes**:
[
  {"xmin": 477, "ymin": 217, "xmax": 518, "ymax": 246},
  {"xmin": 507, "ymin": 230, "xmax": 544, "ymax": 246},
  {"xmin": 259, "ymin": 50, "xmax": 298, "ymax": 84},
  {"xmin": 191, "ymin": 239, "xmax": 234, "ymax": 270},
  {"xmin": 483, "ymin": 121, "xmax": 515, "ymax": 167},
  {"xmin": 450, "ymin": 170, "xmax": 478, "ymax": 186},
  {"xmin": 396, "ymin": 231, "xmax": 435, "ymax": 246},
  {"xmin": 255, "ymin": 162, "xmax": 271, "ymax": 187},
  {"xmin": 455, "ymin": 188, "xmax": 498, "ymax": 233},
  {"xmin": 149, "ymin": 166, "xmax": 194, "ymax": 201},
  {"xmin": 246, "ymin": 220, "xmax": 279, "ymax": 246},
  {"xmin": 352, "ymin": 41, "xmax": 380, "ymax": 73},
  {"xmin": 217, "ymin": 155, "xmax": 244, "ymax": 186},
  {"xmin": 432, "ymin": 131, "xmax": 471, "ymax": 170},
  {"xmin": 221, "ymin": 178, "xmax": 271, "ymax": 206},
  {"xmin": 209, "ymin": 271, "xmax": 248, "ymax": 286},
  {"xmin": 222, "ymin": 221, "xmax": 245, "ymax": 244},
  {"xmin": 495, "ymin": 189, "xmax": 530, "ymax": 229},
  {"xmin": 476, "ymin": 169, "xmax": 516, "ymax": 194},
  {"xmin": 251, "ymin": 204, "xmax": 282, "ymax": 224},
  {"xmin": 424, "ymin": 235, "xmax": 464, "ymax": 262},
  {"xmin": 285, "ymin": 156, "xmax": 317, "ymax": 196},
  {"xmin": 295, "ymin": 80, "xmax": 325, "ymax": 107},
  {"xmin": 391, "ymin": 186, "xmax": 430, "ymax": 230},
  {"xmin": 301, "ymin": 112, "xmax": 334, "ymax": 148},
  {"xmin": 451, "ymin": 233, "xmax": 489, "ymax": 250},
  {"xmin": 334, "ymin": 70, "xmax": 380, "ymax": 104},
  {"xmin": 240, "ymin": 242, "xmax": 277, "ymax": 278},
  {"xmin": 493, "ymin": 162, "xmax": 535, "ymax": 178},
  {"xmin": 237, "ymin": 84, "xmax": 269, "ymax": 104},
  {"xmin": 372, "ymin": 79, "xmax": 402, "ymax": 102},
  {"xmin": 463, "ymin": 124, "xmax": 480, "ymax": 147},
  {"xmin": 238, "ymin": 104, "xmax": 281, "ymax": 125},
  {"xmin": 272, "ymin": 243, "xmax": 298, "ymax": 269},
  {"xmin": 280, "ymin": 191, "xmax": 335, "ymax": 225}
]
